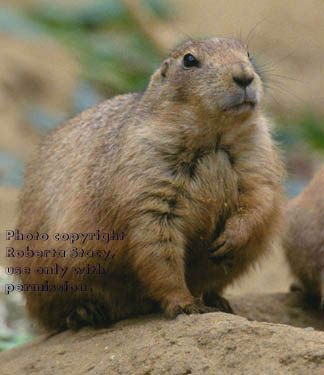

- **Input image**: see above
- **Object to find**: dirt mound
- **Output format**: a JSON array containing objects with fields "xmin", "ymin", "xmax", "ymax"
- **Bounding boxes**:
[{"xmin": 1, "ymin": 292, "xmax": 324, "ymax": 375}]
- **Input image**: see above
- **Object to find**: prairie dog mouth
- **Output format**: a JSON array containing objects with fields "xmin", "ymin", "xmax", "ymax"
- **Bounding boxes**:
[{"xmin": 223, "ymin": 100, "xmax": 256, "ymax": 113}]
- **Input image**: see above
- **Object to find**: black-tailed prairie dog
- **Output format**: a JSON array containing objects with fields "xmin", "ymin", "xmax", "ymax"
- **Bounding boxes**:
[
  {"xmin": 284, "ymin": 167, "xmax": 324, "ymax": 306},
  {"xmin": 9, "ymin": 37, "xmax": 285, "ymax": 331}
]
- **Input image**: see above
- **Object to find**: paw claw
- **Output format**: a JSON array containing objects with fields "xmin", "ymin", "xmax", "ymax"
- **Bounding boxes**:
[
  {"xmin": 183, "ymin": 304, "xmax": 200, "ymax": 314},
  {"xmin": 209, "ymin": 240, "xmax": 226, "ymax": 253},
  {"xmin": 164, "ymin": 302, "xmax": 217, "ymax": 319},
  {"xmin": 203, "ymin": 293, "xmax": 234, "ymax": 314}
]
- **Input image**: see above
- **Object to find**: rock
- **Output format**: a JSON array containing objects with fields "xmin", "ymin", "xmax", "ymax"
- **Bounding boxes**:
[{"xmin": 2, "ymin": 293, "xmax": 324, "ymax": 375}]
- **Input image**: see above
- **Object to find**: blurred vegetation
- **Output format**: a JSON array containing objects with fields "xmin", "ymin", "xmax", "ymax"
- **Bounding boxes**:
[
  {"xmin": 0, "ymin": 272, "xmax": 34, "ymax": 351},
  {"xmin": 293, "ymin": 112, "xmax": 324, "ymax": 151},
  {"xmin": 275, "ymin": 111, "xmax": 324, "ymax": 152},
  {"xmin": 28, "ymin": 0, "xmax": 169, "ymax": 95},
  {"xmin": 0, "ymin": 0, "xmax": 169, "ymax": 98},
  {"xmin": 0, "ymin": 0, "xmax": 323, "ymax": 150}
]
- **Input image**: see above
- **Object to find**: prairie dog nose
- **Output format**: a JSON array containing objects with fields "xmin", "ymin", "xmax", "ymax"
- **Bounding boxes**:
[{"xmin": 232, "ymin": 63, "xmax": 254, "ymax": 88}]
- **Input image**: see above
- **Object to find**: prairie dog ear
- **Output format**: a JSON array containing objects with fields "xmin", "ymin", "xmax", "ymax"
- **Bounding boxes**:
[{"xmin": 161, "ymin": 59, "xmax": 170, "ymax": 77}]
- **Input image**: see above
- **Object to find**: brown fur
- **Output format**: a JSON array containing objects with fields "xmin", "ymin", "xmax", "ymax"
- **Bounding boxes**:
[
  {"xmin": 10, "ymin": 38, "xmax": 285, "ymax": 331},
  {"xmin": 284, "ymin": 167, "xmax": 324, "ymax": 306}
]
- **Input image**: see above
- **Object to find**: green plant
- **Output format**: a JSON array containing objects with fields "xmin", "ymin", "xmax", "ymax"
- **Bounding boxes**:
[{"xmin": 26, "ymin": 0, "xmax": 172, "ymax": 95}]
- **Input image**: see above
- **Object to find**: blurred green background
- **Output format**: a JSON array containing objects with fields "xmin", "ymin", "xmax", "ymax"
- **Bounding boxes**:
[{"xmin": 0, "ymin": 0, "xmax": 323, "ymax": 350}]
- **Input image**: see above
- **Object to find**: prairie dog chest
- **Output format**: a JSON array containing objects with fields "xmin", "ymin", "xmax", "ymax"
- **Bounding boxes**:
[{"xmin": 174, "ymin": 147, "xmax": 240, "ymax": 237}]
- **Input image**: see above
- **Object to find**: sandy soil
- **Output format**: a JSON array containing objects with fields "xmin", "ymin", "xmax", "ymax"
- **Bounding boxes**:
[{"xmin": 2, "ymin": 293, "xmax": 324, "ymax": 375}]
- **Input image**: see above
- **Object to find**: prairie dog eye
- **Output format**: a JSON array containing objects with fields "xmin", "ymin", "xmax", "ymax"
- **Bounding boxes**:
[{"xmin": 183, "ymin": 53, "xmax": 200, "ymax": 68}]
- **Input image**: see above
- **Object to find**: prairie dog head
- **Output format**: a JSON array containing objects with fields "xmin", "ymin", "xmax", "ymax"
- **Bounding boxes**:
[{"xmin": 148, "ymin": 38, "xmax": 264, "ymax": 123}]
